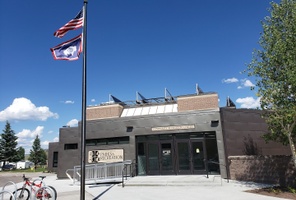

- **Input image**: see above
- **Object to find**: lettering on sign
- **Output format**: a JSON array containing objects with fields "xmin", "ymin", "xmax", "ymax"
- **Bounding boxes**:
[
  {"xmin": 151, "ymin": 125, "xmax": 195, "ymax": 131},
  {"xmin": 88, "ymin": 149, "xmax": 124, "ymax": 163}
]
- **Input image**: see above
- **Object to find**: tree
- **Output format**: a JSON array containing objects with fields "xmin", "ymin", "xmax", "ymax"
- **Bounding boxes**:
[
  {"xmin": 246, "ymin": 0, "xmax": 296, "ymax": 167},
  {"xmin": 29, "ymin": 135, "xmax": 47, "ymax": 166},
  {"xmin": 0, "ymin": 121, "xmax": 20, "ymax": 164},
  {"xmin": 17, "ymin": 147, "xmax": 25, "ymax": 161}
]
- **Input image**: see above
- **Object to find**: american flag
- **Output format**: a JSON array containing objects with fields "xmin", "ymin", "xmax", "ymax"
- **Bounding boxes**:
[{"xmin": 54, "ymin": 9, "xmax": 84, "ymax": 38}]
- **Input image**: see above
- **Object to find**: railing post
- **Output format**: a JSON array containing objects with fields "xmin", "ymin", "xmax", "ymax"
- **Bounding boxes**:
[
  {"xmin": 205, "ymin": 159, "xmax": 209, "ymax": 178},
  {"xmin": 104, "ymin": 163, "xmax": 107, "ymax": 179}
]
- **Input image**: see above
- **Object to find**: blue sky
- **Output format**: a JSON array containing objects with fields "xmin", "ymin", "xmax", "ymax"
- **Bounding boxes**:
[{"xmin": 0, "ymin": 0, "xmax": 277, "ymax": 153}]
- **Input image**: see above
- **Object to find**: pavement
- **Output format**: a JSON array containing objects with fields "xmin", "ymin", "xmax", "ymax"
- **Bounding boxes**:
[{"xmin": 1, "ymin": 173, "xmax": 288, "ymax": 200}]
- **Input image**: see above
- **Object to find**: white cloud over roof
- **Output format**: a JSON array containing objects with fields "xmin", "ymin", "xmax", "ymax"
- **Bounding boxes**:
[
  {"xmin": 236, "ymin": 97, "xmax": 261, "ymax": 109},
  {"xmin": 0, "ymin": 97, "xmax": 58, "ymax": 121},
  {"xmin": 67, "ymin": 119, "xmax": 78, "ymax": 127}
]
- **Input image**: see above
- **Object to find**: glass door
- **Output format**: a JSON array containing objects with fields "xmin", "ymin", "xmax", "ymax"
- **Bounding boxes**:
[
  {"xmin": 176, "ymin": 141, "xmax": 191, "ymax": 174},
  {"xmin": 191, "ymin": 140, "xmax": 207, "ymax": 174},
  {"xmin": 147, "ymin": 142, "xmax": 159, "ymax": 175},
  {"xmin": 160, "ymin": 142, "xmax": 174, "ymax": 175}
]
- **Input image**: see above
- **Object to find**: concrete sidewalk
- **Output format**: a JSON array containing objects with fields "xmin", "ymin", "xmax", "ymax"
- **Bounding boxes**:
[{"xmin": 2, "ymin": 173, "xmax": 286, "ymax": 200}]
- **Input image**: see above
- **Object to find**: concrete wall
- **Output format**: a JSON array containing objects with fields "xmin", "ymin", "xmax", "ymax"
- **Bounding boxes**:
[{"xmin": 229, "ymin": 155, "xmax": 296, "ymax": 186}]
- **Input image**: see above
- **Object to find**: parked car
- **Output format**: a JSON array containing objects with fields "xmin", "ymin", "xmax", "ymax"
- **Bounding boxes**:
[{"xmin": 2, "ymin": 164, "xmax": 16, "ymax": 171}]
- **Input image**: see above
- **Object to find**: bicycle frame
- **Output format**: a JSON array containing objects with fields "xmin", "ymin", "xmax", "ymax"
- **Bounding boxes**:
[
  {"xmin": 20, "ymin": 175, "xmax": 52, "ymax": 199},
  {"xmin": 21, "ymin": 179, "xmax": 42, "ymax": 189}
]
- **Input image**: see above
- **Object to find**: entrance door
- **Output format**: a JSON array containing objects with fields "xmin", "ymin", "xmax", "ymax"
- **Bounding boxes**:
[
  {"xmin": 147, "ymin": 142, "xmax": 159, "ymax": 175},
  {"xmin": 160, "ymin": 142, "xmax": 174, "ymax": 174},
  {"xmin": 176, "ymin": 139, "xmax": 207, "ymax": 174},
  {"xmin": 191, "ymin": 140, "xmax": 207, "ymax": 174},
  {"xmin": 176, "ymin": 141, "xmax": 191, "ymax": 174}
]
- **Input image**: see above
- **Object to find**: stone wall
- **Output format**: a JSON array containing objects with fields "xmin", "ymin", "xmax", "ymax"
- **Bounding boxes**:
[{"xmin": 228, "ymin": 155, "xmax": 296, "ymax": 186}]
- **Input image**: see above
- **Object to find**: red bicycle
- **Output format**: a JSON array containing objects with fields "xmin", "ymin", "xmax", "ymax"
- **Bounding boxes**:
[{"xmin": 11, "ymin": 174, "xmax": 57, "ymax": 200}]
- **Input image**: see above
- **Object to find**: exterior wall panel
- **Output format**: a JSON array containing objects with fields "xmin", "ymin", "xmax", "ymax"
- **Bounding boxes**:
[
  {"xmin": 220, "ymin": 108, "xmax": 291, "ymax": 156},
  {"xmin": 57, "ymin": 127, "xmax": 80, "ymax": 178},
  {"xmin": 47, "ymin": 142, "xmax": 59, "ymax": 173}
]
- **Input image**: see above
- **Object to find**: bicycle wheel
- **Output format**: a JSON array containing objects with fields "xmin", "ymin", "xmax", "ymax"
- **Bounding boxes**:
[
  {"xmin": 48, "ymin": 186, "xmax": 57, "ymax": 200},
  {"xmin": 11, "ymin": 188, "xmax": 30, "ymax": 200},
  {"xmin": 37, "ymin": 186, "xmax": 57, "ymax": 200}
]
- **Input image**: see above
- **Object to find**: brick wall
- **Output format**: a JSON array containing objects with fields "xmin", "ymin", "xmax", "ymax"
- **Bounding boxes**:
[
  {"xmin": 228, "ymin": 155, "xmax": 296, "ymax": 186},
  {"xmin": 177, "ymin": 93, "xmax": 219, "ymax": 112},
  {"xmin": 86, "ymin": 104, "xmax": 124, "ymax": 120}
]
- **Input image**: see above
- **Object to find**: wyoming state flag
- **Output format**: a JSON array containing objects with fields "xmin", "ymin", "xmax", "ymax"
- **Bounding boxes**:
[{"xmin": 50, "ymin": 34, "xmax": 82, "ymax": 61}]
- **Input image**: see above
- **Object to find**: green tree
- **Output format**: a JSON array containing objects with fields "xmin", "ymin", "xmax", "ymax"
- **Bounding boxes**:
[
  {"xmin": 246, "ymin": 0, "xmax": 296, "ymax": 166},
  {"xmin": 29, "ymin": 135, "xmax": 47, "ymax": 166},
  {"xmin": 0, "ymin": 121, "xmax": 20, "ymax": 164},
  {"xmin": 17, "ymin": 146, "xmax": 25, "ymax": 161}
]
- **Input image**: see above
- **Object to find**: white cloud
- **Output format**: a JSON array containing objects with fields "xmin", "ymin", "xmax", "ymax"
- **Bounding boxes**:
[
  {"xmin": 64, "ymin": 100, "xmax": 74, "ymax": 104},
  {"xmin": 41, "ymin": 141, "xmax": 50, "ymax": 149},
  {"xmin": 67, "ymin": 119, "xmax": 79, "ymax": 127},
  {"xmin": 236, "ymin": 97, "xmax": 261, "ymax": 108},
  {"xmin": 222, "ymin": 77, "xmax": 239, "ymax": 83},
  {"xmin": 16, "ymin": 126, "xmax": 58, "ymax": 154},
  {"xmin": 91, "ymin": 99, "xmax": 96, "ymax": 102},
  {"xmin": 16, "ymin": 126, "xmax": 44, "ymax": 154},
  {"xmin": 0, "ymin": 97, "xmax": 59, "ymax": 122},
  {"xmin": 17, "ymin": 126, "xmax": 44, "ymax": 139},
  {"xmin": 241, "ymin": 79, "xmax": 255, "ymax": 87}
]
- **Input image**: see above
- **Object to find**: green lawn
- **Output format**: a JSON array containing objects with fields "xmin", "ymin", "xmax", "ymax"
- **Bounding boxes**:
[{"xmin": 1, "ymin": 167, "xmax": 48, "ymax": 173}]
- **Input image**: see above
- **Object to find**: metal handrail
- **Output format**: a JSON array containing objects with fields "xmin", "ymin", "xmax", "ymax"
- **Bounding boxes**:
[
  {"xmin": 122, "ymin": 160, "xmax": 137, "ymax": 187},
  {"xmin": 205, "ymin": 160, "xmax": 229, "ymax": 183},
  {"xmin": 66, "ymin": 160, "xmax": 133, "ymax": 185}
]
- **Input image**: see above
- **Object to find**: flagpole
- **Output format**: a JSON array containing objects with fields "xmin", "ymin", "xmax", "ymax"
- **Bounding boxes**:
[{"xmin": 81, "ymin": 0, "xmax": 88, "ymax": 200}]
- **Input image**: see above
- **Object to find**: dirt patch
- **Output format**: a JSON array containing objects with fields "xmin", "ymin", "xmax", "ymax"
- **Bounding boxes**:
[{"xmin": 247, "ymin": 186, "xmax": 296, "ymax": 200}]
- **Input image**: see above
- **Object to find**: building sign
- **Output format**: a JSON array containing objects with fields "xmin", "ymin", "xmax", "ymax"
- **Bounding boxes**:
[
  {"xmin": 152, "ymin": 125, "xmax": 195, "ymax": 132},
  {"xmin": 88, "ymin": 149, "xmax": 124, "ymax": 163}
]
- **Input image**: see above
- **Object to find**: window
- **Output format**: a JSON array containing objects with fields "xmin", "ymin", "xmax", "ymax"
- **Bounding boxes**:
[
  {"xmin": 64, "ymin": 143, "xmax": 78, "ymax": 150},
  {"xmin": 53, "ymin": 152, "xmax": 58, "ymax": 167}
]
